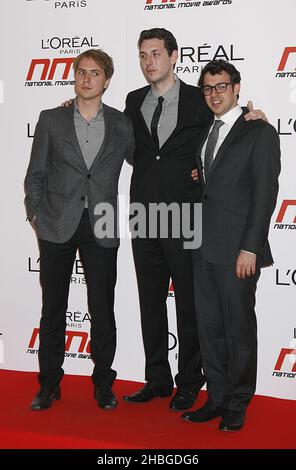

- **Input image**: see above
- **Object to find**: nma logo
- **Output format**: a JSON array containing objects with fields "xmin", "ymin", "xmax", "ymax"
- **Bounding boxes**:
[
  {"xmin": 25, "ymin": 57, "xmax": 75, "ymax": 87},
  {"xmin": 28, "ymin": 328, "xmax": 90, "ymax": 356},
  {"xmin": 276, "ymin": 47, "xmax": 296, "ymax": 78},
  {"xmin": 274, "ymin": 200, "xmax": 296, "ymax": 230},
  {"xmin": 144, "ymin": 0, "xmax": 232, "ymax": 10},
  {"xmin": 273, "ymin": 348, "xmax": 296, "ymax": 378},
  {"xmin": 146, "ymin": 0, "xmax": 176, "ymax": 3}
]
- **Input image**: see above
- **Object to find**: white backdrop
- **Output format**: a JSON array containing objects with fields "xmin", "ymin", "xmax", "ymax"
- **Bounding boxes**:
[{"xmin": 0, "ymin": 0, "xmax": 295, "ymax": 400}]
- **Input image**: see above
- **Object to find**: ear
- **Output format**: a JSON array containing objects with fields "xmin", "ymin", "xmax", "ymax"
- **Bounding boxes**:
[
  {"xmin": 171, "ymin": 49, "xmax": 178, "ymax": 67},
  {"xmin": 234, "ymin": 82, "xmax": 240, "ymax": 98},
  {"xmin": 104, "ymin": 78, "xmax": 111, "ymax": 91}
]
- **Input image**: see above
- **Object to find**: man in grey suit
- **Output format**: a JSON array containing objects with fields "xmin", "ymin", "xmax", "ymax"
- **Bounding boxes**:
[
  {"xmin": 182, "ymin": 60, "xmax": 280, "ymax": 431},
  {"xmin": 24, "ymin": 49, "xmax": 134, "ymax": 411}
]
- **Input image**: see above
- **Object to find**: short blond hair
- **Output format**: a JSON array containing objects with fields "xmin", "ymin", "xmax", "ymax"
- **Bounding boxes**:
[{"xmin": 73, "ymin": 49, "xmax": 114, "ymax": 79}]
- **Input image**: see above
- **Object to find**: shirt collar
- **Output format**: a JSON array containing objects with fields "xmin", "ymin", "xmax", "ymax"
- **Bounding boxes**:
[
  {"xmin": 74, "ymin": 98, "xmax": 104, "ymax": 118},
  {"xmin": 151, "ymin": 74, "xmax": 180, "ymax": 102},
  {"xmin": 215, "ymin": 105, "xmax": 242, "ymax": 127}
]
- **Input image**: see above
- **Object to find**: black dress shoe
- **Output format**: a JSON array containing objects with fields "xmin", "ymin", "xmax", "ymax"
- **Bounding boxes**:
[
  {"xmin": 30, "ymin": 386, "xmax": 61, "ymax": 411},
  {"xmin": 169, "ymin": 390, "xmax": 198, "ymax": 411},
  {"xmin": 123, "ymin": 383, "xmax": 172, "ymax": 403},
  {"xmin": 94, "ymin": 386, "xmax": 117, "ymax": 410},
  {"xmin": 219, "ymin": 411, "xmax": 245, "ymax": 431},
  {"xmin": 182, "ymin": 401, "xmax": 223, "ymax": 423}
]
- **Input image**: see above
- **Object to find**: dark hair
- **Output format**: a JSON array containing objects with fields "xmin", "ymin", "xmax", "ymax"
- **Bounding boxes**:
[
  {"xmin": 73, "ymin": 49, "xmax": 114, "ymax": 79},
  {"xmin": 138, "ymin": 28, "xmax": 178, "ymax": 56},
  {"xmin": 198, "ymin": 59, "xmax": 241, "ymax": 88}
]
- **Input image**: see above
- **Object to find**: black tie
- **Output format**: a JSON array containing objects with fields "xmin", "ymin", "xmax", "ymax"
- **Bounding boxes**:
[
  {"xmin": 204, "ymin": 119, "xmax": 224, "ymax": 180},
  {"xmin": 151, "ymin": 96, "xmax": 164, "ymax": 151}
]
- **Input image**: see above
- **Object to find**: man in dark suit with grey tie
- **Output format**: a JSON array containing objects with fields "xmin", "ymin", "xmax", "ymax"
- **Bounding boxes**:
[
  {"xmin": 123, "ymin": 29, "xmax": 266, "ymax": 411},
  {"xmin": 182, "ymin": 60, "xmax": 281, "ymax": 430},
  {"xmin": 24, "ymin": 49, "xmax": 134, "ymax": 411}
]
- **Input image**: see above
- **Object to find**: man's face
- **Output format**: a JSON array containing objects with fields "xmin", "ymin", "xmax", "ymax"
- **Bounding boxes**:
[
  {"xmin": 74, "ymin": 56, "xmax": 110, "ymax": 101},
  {"xmin": 203, "ymin": 71, "xmax": 240, "ymax": 117},
  {"xmin": 139, "ymin": 38, "xmax": 177, "ymax": 85}
]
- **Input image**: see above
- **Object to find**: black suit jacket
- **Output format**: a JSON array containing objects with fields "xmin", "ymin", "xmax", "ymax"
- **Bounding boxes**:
[
  {"xmin": 125, "ymin": 80, "xmax": 212, "ymax": 204},
  {"xmin": 196, "ymin": 111, "xmax": 281, "ymax": 266}
]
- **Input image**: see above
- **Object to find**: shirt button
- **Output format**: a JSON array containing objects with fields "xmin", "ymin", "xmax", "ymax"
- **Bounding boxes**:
[
  {"xmin": 156, "ymin": 156, "xmax": 160, "ymax": 161},
  {"xmin": 87, "ymin": 174, "xmax": 91, "ymax": 179}
]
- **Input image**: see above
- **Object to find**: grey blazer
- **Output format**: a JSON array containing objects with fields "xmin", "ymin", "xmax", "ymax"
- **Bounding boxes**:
[{"xmin": 24, "ymin": 102, "xmax": 134, "ymax": 247}]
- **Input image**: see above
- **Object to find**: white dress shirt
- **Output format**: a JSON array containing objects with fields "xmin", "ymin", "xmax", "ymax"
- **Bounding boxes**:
[{"xmin": 201, "ymin": 105, "xmax": 243, "ymax": 171}]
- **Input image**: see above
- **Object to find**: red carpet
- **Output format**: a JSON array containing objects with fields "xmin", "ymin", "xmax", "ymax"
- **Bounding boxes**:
[{"xmin": 0, "ymin": 369, "xmax": 294, "ymax": 449}]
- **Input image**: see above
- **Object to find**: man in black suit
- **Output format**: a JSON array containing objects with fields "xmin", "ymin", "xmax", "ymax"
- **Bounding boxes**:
[
  {"xmin": 123, "ymin": 29, "xmax": 266, "ymax": 411},
  {"xmin": 182, "ymin": 60, "xmax": 280, "ymax": 430}
]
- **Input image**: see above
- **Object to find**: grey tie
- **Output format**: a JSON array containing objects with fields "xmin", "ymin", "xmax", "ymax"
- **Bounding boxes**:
[{"xmin": 204, "ymin": 120, "xmax": 224, "ymax": 180}]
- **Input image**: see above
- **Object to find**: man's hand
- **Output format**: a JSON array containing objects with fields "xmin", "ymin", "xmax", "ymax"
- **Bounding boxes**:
[
  {"xmin": 61, "ymin": 99, "xmax": 73, "ymax": 108},
  {"xmin": 244, "ymin": 100, "xmax": 268, "ymax": 122},
  {"xmin": 191, "ymin": 168, "xmax": 199, "ymax": 181},
  {"xmin": 236, "ymin": 251, "xmax": 257, "ymax": 279}
]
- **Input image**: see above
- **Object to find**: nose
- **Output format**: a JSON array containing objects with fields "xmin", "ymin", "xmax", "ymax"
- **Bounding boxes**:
[
  {"xmin": 211, "ymin": 87, "xmax": 219, "ymax": 97},
  {"xmin": 146, "ymin": 54, "xmax": 154, "ymax": 67},
  {"xmin": 83, "ymin": 71, "xmax": 91, "ymax": 82}
]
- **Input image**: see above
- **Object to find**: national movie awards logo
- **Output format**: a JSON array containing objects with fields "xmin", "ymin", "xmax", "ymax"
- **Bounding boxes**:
[
  {"xmin": 273, "ymin": 199, "xmax": 296, "ymax": 230},
  {"xmin": 27, "ymin": 308, "xmax": 92, "ymax": 360},
  {"xmin": 273, "ymin": 330, "xmax": 296, "ymax": 379},
  {"xmin": 276, "ymin": 47, "xmax": 296, "ymax": 79},
  {"xmin": 144, "ymin": 0, "xmax": 232, "ymax": 11},
  {"xmin": 24, "ymin": 35, "xmax": 98, "ymax": 88},
  {"xmin": 26, "ymin": 0, "xmax": 87, "ymax": 10}
]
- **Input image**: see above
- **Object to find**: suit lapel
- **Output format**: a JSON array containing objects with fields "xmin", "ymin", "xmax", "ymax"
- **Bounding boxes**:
[
  {"xmin": 90, "ymin": 103, "xmax": 115, "ymax": 168},
  {"xmin": 135, "ymin": 86, "xmax": 152, "ymax": 140},
  {"xmin": 61, "ymin": 104, "xmax": 88, "ymax": 169},
  {"xmin": 196, "ymin": 122, "xmax": 213, "ymax": 189},
  {"xmin": 161, "ymin": 80, "xmax": 190, "ymax": 151},
  {"xmin": 205, "ymin": 113, "xmax": 246, "ymax": 182}
]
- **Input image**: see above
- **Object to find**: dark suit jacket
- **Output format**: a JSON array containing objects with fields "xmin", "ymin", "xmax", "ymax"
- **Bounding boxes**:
[
  {"xmin": 196, "ymin": 110, "xmax": 281, "ymax": 266},
  {"xmin": 125, "ymin": 80, "xmax": 212, "ymax": 204},
  {"xmin": 24, "ymin": 103, "xmax": 134, "ymax": 247}
]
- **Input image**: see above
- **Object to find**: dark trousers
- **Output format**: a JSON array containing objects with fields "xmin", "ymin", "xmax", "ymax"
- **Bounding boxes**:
[
  {"xmin": 132, "ymin": 237, "xmax": 205, "ymax": 392},
  {"xmin": 38, "ymin": 210, "xmax": 118, "ymax": 390},
  {"xmin": 192, "ymin": 249, "xmax": 260, "ymax": 412}
]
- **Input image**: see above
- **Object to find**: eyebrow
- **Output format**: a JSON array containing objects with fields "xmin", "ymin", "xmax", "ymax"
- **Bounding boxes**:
[
  {"xmin": 139, "ymin": 48, "xmax": 161, "ymax": 55},
  {"xmin": 77, "ymin": 67, "xmax": 101, "ymax": 72}
]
